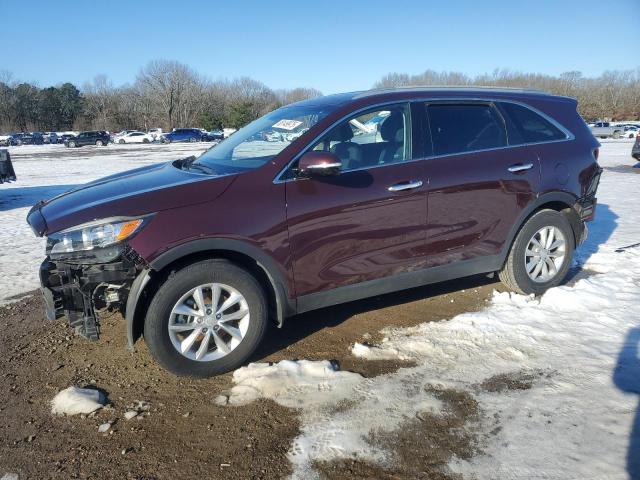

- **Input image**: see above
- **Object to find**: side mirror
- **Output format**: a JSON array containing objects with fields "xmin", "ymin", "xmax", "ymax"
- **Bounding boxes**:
[{"xmin": 298, "ymin": 151, "xmax": 342, "ymax": 176}]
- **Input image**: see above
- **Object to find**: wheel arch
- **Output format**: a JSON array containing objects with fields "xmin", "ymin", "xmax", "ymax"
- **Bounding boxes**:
[
  {"xmin": 500, "ymin": 191, "xmax": 581, "ymax": 268},
  {"xmin": 125, "ymin": 238, "xmax": 295, "ymax": 349}
]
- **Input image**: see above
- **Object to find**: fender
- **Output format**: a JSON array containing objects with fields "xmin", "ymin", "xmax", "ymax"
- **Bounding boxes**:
[
  {"xmin": 125, "ymin": 238, "xmax": 296, "ymax": 348},
  {"xmin": 499, "ymin": 191, "xmax": 580, "ymax": 264}
]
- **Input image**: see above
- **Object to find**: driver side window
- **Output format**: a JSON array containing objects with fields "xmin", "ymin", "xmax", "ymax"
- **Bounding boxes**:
[{"xmin": 311, "ymin": 104, "xmax": 410, "ymax": 171}]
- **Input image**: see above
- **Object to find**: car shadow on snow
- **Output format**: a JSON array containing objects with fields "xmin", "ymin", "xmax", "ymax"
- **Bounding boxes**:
[
  {"xmin": 613, "ymin": 327, "xmax": 640, "ymax": 479},
  {"xmin": 0, "ymin": 184, "xmax": 78, "ymax": 211},
  {"xmin": 571, "ymin": 202, "xmax": 618, "ymax": 270}
]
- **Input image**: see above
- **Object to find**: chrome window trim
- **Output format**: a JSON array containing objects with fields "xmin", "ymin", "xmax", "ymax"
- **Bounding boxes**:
[{"xmin": 273, "ymin": 97, "xmax": 575, "ymax": 184}]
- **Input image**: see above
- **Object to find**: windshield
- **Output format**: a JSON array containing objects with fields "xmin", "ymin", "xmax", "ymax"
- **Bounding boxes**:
[{"xmin": 192, "ymin": 104, "xmax": 335, "ymax": 174}]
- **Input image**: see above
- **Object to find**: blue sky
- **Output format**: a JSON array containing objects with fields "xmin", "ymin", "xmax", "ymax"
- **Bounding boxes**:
[{"xmin": 2, "ymin": 0, "xmax": 639, "ymax": 94}]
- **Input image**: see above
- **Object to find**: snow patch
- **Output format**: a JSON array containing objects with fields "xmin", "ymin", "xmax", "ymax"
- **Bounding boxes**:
[
  {"xmin": 51, "ymin": 386, "xmax": 105, "ymax": 416},
  {"xmin": 218, "ymin": 359, "xmax": 443, "ymax": 479}
]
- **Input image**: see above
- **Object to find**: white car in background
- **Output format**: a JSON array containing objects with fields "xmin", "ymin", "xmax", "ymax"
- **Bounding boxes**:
[
  {"xmin": 116, "ymin": 131, "xmax": 154, "ymax": 144},
  {"xmin": 147, "ymin": 128, "xmax": 163, "ymax": 140},
  {"xmin": 621, "ymin": 125, "xmax": 640, "ymax": 138}
]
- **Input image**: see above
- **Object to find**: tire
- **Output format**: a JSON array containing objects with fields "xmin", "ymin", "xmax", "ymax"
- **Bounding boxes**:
[
  {"xmin": 119, "ymin": 139, "xmax": 125, "ymax": 144},
  {"xmin": 163, "ymin": 138, "xmax": 171, "ymax": 144},
  {"xmin": 143, "ymin": 138, "xmax": 150, "ymax": 143},
  {"xmin": 143, "ymin": 259, "xmax": 268, "ymax": 377},
  {"xmin": 189, "ymin": 137, "xmax": 197, "ymax": 143},
  {"xmin": 498, "ymin": 209, "xmax": 575, "ymax": 296},
  {"xmin": 96, "ymin": 140, "xmax": 104, "ymax": 146},
  {"xmin": 613, "ymin": 131, "xmax": 621, "ymax": 139},
  {"xmin": 68, "ymin": 141, "xmax": 76, "ymax": 148}
]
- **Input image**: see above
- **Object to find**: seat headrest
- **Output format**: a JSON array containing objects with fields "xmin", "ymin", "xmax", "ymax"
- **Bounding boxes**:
[
  {"xmin": 330, "ymin": 123, "xmax": 354, "ymax": 142},
  {"xmin": 380, "ymin": 112, "xmax": 404, "ymax": 142}
]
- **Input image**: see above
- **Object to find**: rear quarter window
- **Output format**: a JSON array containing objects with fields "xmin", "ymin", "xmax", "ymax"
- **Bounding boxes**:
[{"xmin": 500, "ymin": 102, "xmax": 567, "ymax": 145}]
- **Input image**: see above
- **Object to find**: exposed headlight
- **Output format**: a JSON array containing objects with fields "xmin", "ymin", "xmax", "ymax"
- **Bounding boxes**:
[{"xmin": 47, "ymin": 217, "xmax": 149, "ymax": 256}]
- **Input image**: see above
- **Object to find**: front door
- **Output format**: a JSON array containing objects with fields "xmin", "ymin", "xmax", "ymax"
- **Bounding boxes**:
[{"xmin": 285, "ymin": 103, "xmax": 428, "ymax": 299}]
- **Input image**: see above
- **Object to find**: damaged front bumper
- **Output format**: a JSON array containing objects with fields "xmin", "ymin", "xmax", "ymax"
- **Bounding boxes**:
[{"xmin": 39, "ymin": 246, "xmax": 145, "ymax": 341}]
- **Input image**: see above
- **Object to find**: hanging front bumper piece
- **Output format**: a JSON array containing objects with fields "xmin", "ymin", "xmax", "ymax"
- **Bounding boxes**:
[{"xmin": 38, "ymin": 248, "xmax": 144, "ymax": 341}]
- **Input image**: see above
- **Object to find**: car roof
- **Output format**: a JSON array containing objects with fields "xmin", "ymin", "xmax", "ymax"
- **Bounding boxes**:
[{"xmin": 291, "ymin": 86, "xmax": 573, "ymax": 109}]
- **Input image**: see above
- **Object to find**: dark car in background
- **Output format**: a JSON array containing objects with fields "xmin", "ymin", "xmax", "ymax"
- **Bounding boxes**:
[
  {"xmin": 160, "ymin": 128, "xmax": 204, "ymax": 143},
  {"xmin": 0, "ymin": 149, "xmax": 16, "ymax": 183},
  {"xmin": 202, "ymin": 130, "xmax": 224, "ymax": 142},
  {"xmin": 632, "ymin": 132, "xmax": 640, "ymax": 160},
  {"xmin": 28, "ymin": 87, "xmax": 602, "ymax": 378},
  {"xmin": 65, "ymin": 131, "xmax": 110, "ymax": 148},
  {"xmin": 19, "ymin": 132, "xmax": 45, "ymax": 145}
]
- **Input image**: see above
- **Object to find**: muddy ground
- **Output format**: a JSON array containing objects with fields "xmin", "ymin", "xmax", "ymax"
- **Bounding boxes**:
[{"xmin": 0, "ymin": 275, "xmax": 501, "ymax": 479}]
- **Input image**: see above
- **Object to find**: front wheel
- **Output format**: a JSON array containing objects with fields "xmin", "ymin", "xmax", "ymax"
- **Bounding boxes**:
[
  {"xmin": 499, "ymin": 209, "xmax": 575, "ymax": 295},
  {"xmin": 96, "ymin": 140, "xmax": 104, "ymax": 146},
  {"xmin": 68, "ymin": 141, "xmax": 76, "ymax": 148},
  {"xmin": 119, "ymin": 139, "xmax": 125, "ymax": 144},
  {"xmin": 143, "ymin": 259, "xmax": 268, "ymax": 377}
]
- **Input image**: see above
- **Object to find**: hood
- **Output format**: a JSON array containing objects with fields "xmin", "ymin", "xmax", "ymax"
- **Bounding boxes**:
[{"xmin": 29, "ymin": 159, "xmax": 236, "ymax": 235}]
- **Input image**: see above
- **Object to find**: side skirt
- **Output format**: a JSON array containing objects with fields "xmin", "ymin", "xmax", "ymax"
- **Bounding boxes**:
[{"xmin": 295, "ymin": 255, "xmax": 503, "ymax": 314}]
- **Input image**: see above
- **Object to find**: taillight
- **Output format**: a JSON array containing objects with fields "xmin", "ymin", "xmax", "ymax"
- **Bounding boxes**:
[{"xmin": 593, "ymin": 148, "xmax": 599, "ymax": 161}]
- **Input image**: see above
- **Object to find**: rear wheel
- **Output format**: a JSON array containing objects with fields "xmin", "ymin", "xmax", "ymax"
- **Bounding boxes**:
[
  {"xmin": 499, "ymin": 209, "xmax": 574, "ymax": 295},
  {"xmin": 143, "ymin": 259, "xmax": 268, "ymax": 377},
  {"xmin": 189, "ymin": 137, "xmax": 197, "ymax": 143},
  {"xmin": 96, "ymin": 140, "xmax": 104, "ymax": 146},
  {"xmin": 68, "ymin": 141, "xmax": 76, "ymax": 148},
  {"xmin": 143, "ymin": 138, "xmax": 150, "ymax": 143}
]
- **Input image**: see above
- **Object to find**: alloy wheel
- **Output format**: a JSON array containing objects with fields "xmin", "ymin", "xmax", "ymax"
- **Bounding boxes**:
[
  {"xmin": 168, "ymin": 283, "xmax": 250, "ymax": 361},
  {"xmin": 524, "ymin": 226, "xmax": 566, "ymax": 283}
]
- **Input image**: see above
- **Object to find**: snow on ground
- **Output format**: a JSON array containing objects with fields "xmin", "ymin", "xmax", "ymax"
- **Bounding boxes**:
[
  {"xmin": 221, "ymin": 140, "xmax": 640, "ymax": 479},
  {"xmin": 50, "ymin": 386, "xmax": 106, "ymax": 416},
  {"xmin": 0, "ymin": 142, "xmax": 209, "ymax": 304}
]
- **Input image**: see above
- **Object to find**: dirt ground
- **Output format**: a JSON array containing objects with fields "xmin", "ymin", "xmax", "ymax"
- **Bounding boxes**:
[{"xmin": 0, "ymin": 275, "xmax": 501, "ymax": 480}]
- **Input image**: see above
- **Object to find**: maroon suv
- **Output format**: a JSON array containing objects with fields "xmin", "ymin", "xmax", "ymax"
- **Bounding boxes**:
[{"xmin": 27, "ymin": 87, "xmax": 602, "ymax": 377}]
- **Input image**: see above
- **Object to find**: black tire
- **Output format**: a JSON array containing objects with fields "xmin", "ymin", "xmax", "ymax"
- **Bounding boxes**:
[
  {"xmin": 119, "ymin": 139, "xmax": 125, "ymax": 144},
  {"xmin": 68, "ymin": 141, "xmax": 76, "ymax": 148},
  {"xmin": 143, "ymin": 138, "xmax": 150, "ymax": 143},
  {"xmin": 189, "ymin": 137, "xmax": 197, "ymax": 143},
  {"xmin": 143, "ymin": 259, "xmax": 268, "ymax": 377},
  {"xmin": 498, "ymin": 209, "xmax": 575, "ymax": 295},
  {"xmin": 96, "ymin": 140, "xmax": 104, "ymax": 146}
]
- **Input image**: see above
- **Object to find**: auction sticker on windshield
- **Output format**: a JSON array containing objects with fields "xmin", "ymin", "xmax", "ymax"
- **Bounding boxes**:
[{"xmin": 272, "ymin": 119, "xmax": 303, "ymax": 130}]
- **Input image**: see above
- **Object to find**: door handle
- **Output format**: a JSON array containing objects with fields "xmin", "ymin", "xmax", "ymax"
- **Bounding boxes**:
[
  {"xmin": 388, "ymin": 180, "xmax": 423, "ymax": 192},
  {"xmin": 508, "ymin": 163, "xmax": 534, "ymax": 173}
]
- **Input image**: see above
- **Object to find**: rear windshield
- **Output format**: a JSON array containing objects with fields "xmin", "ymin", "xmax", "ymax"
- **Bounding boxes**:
[{"xmin": 500, "ymin": 102, "xmax": 567, "ymax": 144}]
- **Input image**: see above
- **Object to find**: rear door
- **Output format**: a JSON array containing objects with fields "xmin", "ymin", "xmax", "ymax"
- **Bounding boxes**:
[
  {"xmin": 419, "ymin": 101, "xmax": 540, "ymax": 268},
  {"xmin": 285, "ymin": 103, "xmax": 429, "ymax": 299}
]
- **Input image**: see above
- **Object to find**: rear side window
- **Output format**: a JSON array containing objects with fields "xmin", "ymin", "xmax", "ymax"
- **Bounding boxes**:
[
  {"xmin": 500, "ymin": 102, "xmax": 567, "ymax": 144},
  {"xmin": 427, "ymin": 103, "xmax": 506, "ymax": 156}
]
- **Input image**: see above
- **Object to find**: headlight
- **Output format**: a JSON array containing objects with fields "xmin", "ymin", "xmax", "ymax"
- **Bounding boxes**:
[{"xmin": 47, "ymin": 217, "xmax": 149, "ymax": 256}]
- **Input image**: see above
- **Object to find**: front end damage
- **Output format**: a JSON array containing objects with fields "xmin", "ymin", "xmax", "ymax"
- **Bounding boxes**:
[{"xmin": 39, "ymin": 246, "xmax": 146, "ymax": 341}]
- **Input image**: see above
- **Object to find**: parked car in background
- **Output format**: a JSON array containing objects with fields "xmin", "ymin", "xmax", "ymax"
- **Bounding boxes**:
[
  {"xmin": 589, "ymin": 122, "xmax": 623, "ymax": 139},
  {"xmin": 0, "ymin": 134, "xmax": 12, "ymax": 146},
  {"xmin": 621, "ymin": 126, "xmax": 640, "ymax": 138},
  {"xmin": 0, "ymin": 149, "xmax": 16, "ymax": 184},
  {"xmin": 111, "ymin": 130, "xmax": 137, "ymax": 143},
  {"xmin": 59, "ymin": 134, "xmax": 75, "ymax": 144},
  {"xmin": 160, "ymin": 128, "xmax": 204, "ymax": 143},
  {"xmin": 65, "ymin": 131, "xmax": 110, "ymax": 148},
  {"xmin": 148, "ymin": 128, "xmax": 163, "ymax": 140},
  {"xmin": 202, "ymin": 130, "xmax": 224, "ymax": 141},
  {"xmin": 632, "ymin": 132, "xmax": 640, "ymax": 160},
  {"xmin": 116, "ymin": 131, "xmax": 154, "ymax": 144},
  {"xmin": 20, "ymin": 132, "xmax": 45, "ymax": 145},
  {"xmin": 45, "ymin": 132, "xmax": 59, "ymax": 144},
  {"xmin": 28, "ymin": 87, "xmax": 602, "ymax": 378}
]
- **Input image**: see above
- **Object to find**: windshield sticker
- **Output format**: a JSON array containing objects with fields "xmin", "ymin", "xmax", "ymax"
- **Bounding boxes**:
[{"xmin": 272, "ymin": 119, "xmax": 303, "ymax": 131}]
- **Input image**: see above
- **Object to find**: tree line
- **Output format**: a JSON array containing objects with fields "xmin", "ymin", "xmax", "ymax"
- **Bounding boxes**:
[
  {"xmin": 0, "ymin": 60, "xmax": 322, "ymax": 133},
  {"xmin": 374, "ymin": 68, "xmax": 640, "ymax": 121},
  {"xmin": 1, "ymin": 63, "xmax": 638, "ymax": 133}
]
